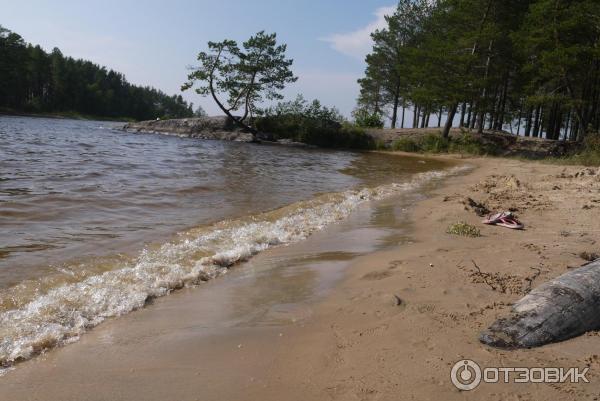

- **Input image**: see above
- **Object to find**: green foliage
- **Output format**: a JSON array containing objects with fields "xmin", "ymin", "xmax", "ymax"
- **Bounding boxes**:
[
  {"xmin": 391, "ymin": 132, "xmax": 495, "ymax": 155},
  {"xmin": 583, "ymin": 132, "xmax": 600, "ymax": 153},
  {"xmin": 448, "ymin": 132, "xmax": 495, "ymax": 155},
  {"xmin": 183, "ymin": 31, "xmax": 297, "ymax": 134},
  {"xmin": 305, "ymin": 124, "xmax": 375, "ymax": 149},
  {"xmin": 353, "ymin": 108, "xmax": 384, "ymax": 128},
  {"xmin": 391, "ymin": 134, "xmax": 449, "ymax": 153},
  {"xmin": 358, "ymin": 0, "xmax": 434, "ymax": 128},
  {"xmin": 0, "ymin": 26, "xmax": 193, "ymax": 120},
  {"xmin": 374, "ymin": 139, "xmax": 388, "ymax": 150},
  {"xmin": 557, "ymin": 132, "xmax": 600, "ymax": 165},
  {"xmin": 446, "ymin": 222, "xmax": 481, "ymax": 237},
  {"xmin": 391, "ymin": 137, "xmax": 421, "ymax": 152},
  {"xmin": 193, "ymin": 105, "xmax": 207, "ymax": 117},
  {"xmin": 548, "ymin": 152, "xmax": 600, "ymax": 166},
  {"xmin": 357, "ymin": 0, "xmax": 600, "ymax": 142},
  {"xmin": 255, "ymin": 95, "xmax": 374, "ymax": 149},
  {"xmin": 420, "ymin": 134, "xmax": 450, "ymax": 153}
]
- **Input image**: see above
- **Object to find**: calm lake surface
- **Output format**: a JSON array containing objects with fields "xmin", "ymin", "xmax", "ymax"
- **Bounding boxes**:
[{"xmin": 0, "ymin": 115, "xmax": 456, "ymax": 368}]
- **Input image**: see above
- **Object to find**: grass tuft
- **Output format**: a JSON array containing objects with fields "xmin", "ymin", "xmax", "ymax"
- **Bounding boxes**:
[{"xmin": 446, "ymin": 222, "xmax": 481, "ymax": 237}]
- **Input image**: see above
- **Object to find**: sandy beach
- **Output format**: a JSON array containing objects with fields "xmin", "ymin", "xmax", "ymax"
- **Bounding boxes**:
[
  {"xmin": 2, "ymin": 155, "xmax": 600, "ymax": 400},
  {"xmin": 3, "ymin": 0, "xmax": 599, "ymax": 398}
]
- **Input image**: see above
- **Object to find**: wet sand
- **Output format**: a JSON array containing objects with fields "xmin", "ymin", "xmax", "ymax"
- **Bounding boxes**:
[{"xmin": 3, "ymin": 156, "xmax": 600, "ymax": 400}]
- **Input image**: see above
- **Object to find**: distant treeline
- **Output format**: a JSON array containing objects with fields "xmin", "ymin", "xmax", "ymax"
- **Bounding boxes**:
[
  {"xmin": 357, "ymin": 0, "xmax": 600, "ymax": 141},
  {"xmin": 0, "ymin": 25, "xmax": 193, "ymax": 120}
]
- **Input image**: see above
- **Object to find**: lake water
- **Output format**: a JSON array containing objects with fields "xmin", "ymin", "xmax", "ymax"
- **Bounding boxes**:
[{"xmin": 0, "ymin": 115, "xmax": 458, "ymax": 368}]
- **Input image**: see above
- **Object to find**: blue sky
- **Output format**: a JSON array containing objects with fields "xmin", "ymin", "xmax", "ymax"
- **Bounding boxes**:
[{"xmin": 2, "ymin": 0, "xmax": 396, "ymax": 117}]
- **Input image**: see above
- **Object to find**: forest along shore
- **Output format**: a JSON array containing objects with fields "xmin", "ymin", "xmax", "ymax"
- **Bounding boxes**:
[
  {"xmin": 125, "ymin": 116, "xmax": 587, "ymax": 162},
  {"xmin": 2, "ymin": 156, "xmax": 600, "ymax": 401}
]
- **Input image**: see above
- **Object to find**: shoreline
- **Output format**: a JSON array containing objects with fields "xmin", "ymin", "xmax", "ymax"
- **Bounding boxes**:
[
  {"xmin": 0, "ymin": 151, "xmax": 455, "ymax": 373},
  {"xmin": 0, "ymin": 110, "xmax": 133, "ymax": 122},
  {"xmin": 2, "ymin": 156, "xmax": 600, "ymax": 399},
  {"xmin": 260, "ymin": 156, "xmax": 600, "ymax": 400}
]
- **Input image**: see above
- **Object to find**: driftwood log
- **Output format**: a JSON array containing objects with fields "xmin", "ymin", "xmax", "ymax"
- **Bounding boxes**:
[{"xmin": 480, "ymin": 259, "xmax": 600, "ymax": 348}]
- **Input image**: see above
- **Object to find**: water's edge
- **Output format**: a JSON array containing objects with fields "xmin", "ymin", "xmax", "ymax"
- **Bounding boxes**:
[{"xmin": 0, "ymin": 163, "xmax": 470, "ymax": 372}]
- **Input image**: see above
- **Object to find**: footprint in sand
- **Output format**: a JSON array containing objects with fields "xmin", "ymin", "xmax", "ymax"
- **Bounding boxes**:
[{"xmin": 362, "ymin": 270, "xmax": 393, "ymax": 281}]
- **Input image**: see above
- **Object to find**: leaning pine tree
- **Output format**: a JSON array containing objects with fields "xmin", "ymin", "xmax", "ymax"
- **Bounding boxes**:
[{"xmin": 182, "ymin": 31, "xmax": 298, "ymax": 140}]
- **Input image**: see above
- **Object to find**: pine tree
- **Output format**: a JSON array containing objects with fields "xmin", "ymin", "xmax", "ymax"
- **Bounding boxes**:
[
  {"xmin": 518, "ymin": 0, "xmax": 600, "ymax": 139},
  {"xmin": 182, "ymin": 31, "xmax": 298, "ymax": 137}
]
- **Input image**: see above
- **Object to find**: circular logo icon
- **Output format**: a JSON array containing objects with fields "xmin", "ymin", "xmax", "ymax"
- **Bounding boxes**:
[{"xmin": 451, "ymin": 359, "xmax": 482, "ymax": 391}]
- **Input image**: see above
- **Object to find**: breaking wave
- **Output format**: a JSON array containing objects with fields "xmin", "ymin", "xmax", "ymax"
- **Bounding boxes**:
[{"xmin": 0, "ymin": 165, "xmax": 468, "ymax": 369}]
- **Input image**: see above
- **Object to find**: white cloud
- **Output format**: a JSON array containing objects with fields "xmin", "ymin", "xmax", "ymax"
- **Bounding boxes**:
[{"xmin": 321, "ymin": 5, "xmax": 396, "ymax": 60}]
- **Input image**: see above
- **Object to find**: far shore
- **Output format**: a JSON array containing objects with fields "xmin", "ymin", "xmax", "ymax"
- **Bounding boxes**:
[
  {"xmin": 1, "ymin": 155, "xmax": 599, "ymax": 400},
  {"xmin": 3, "ymin": 114, "xmax": 586, "ymax": 163},
  {"xmin": 0, "ymin": 109, "xmax": 134, "ymax": 122}
]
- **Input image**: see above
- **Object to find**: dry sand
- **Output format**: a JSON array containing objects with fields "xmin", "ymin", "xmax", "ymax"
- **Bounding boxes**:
[{"xmin": 2, "ymin": 156, "xmax": 600, "ymax": 400}]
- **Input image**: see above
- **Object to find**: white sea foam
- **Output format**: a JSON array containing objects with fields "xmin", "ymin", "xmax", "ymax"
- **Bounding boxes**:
[{"xmin": 0, "ymin": 165, "xmax": 469, "ymax": 368}]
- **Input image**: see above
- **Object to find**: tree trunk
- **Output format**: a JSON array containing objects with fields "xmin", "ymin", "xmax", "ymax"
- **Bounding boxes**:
[
  {"xmin": 206, "ymin": 48, "xmax": 258, "ymax": 139},
  {"xmin": 547, "ymin": 103, "xmax": 558, "ymax": 140},
  {"xmin": 413, "ymin": 106, "xmax": 418, "ymax": 129},
  {"xmin": 591, "ymin": 60, "xmax": 600, "ymax": 132},
  {"xmin": 476, "ymin": 111, "xmax": 485, "ymax": 134},
  {"xmin": 477, "ymin": 41, "xmax": 494, "ymax": 135},
  {"xmin": 516, "ymin": 103, "xmax": 523, "ymax": 136},
  {"xmin": 209, "ymin": 81, "xmax": 258, "ymax": 137},
  {"xmin": 524, "ymin": 107, "xmax": 532, "ymax": 137},
  {"xmin": 391, "ymin": 92, "xmax": 400, "ymax": 129},
  {"xmin": 469, "ymin": 103, "xmax": 477, "ymax": 129},
  {"xmin": 533, "ymin": 105, "xmax": 542, "ymax": 138},
  {"xmin": 466, "ymin": 103, "xmax": 473, "ymax": 128},
  {"xmin": 496, "ymin": 74, "xmax": 509, "ymax": 131},
  {"xmin": 564, "ymin": 109, "xmax": 571, "ymax": 141},
  {"xmin": 459, "ymin": 102, "xmax": 466, "ymax": 127},
  {"xmin": 554, "ymin": 110, "xmax": 562, "ymax": 140},
  {"xmin": 564, "ymin": 78, "xmax": 588, "ymax": 141},
  {"xmin": 572, "ymin": 117, "xmax": 580, "ymax": 141},
  {"xmin": 443, "ymin": 103, "xmax": 458, "ymax": 138},
  {"xmin": 549, "ymin": 109, "xmax": 556, "ymax": 140},
  {"xmin": 401, "ymin": 102, "xmax": 405, "ymax": 129}
]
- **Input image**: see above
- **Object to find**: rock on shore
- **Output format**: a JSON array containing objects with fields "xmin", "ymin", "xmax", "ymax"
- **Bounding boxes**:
[{"xmin": 123, "ymin": 116, "xmax": 255, "ymax": 142}]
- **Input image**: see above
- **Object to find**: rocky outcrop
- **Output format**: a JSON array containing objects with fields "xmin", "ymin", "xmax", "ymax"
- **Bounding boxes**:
[{"xmin": 123, "ymin": 116, "xmax": 256, "ymax": 142}]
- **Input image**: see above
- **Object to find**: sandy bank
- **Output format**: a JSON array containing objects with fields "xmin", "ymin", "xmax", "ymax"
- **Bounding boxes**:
[
  {"xmin": 260, "ymin": 156, "xmax": 600, "ymax": 400},
  {"xmin": 2, "ymin": 156, "xmax": 600, "ymax": 400}
]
